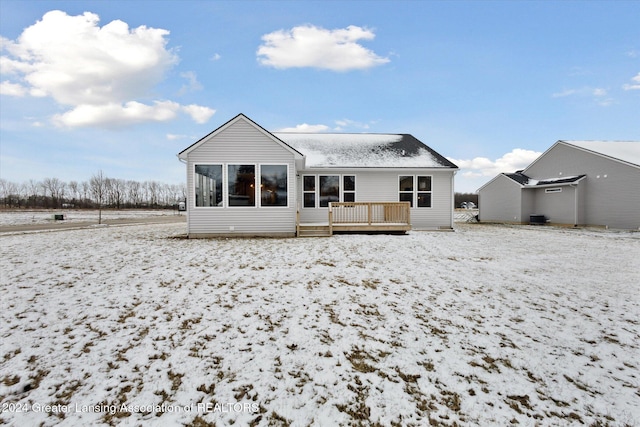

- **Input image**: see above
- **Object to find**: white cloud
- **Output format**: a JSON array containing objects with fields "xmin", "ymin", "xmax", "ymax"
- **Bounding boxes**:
[
  {"xmin": 166, "ymin": 134, "xmax": 188, "ymax": 140},
  {"xmin": 552, "ymin": 86, "xmax": 613, "ymax": 106},
  {"xmin": 0, "ymin": 10, "xmax": 214, "ymax": 127},
  {"xmin": 0, "ymin": 80, "xmax": 26, "ymax": 96},
  {"xmin": 179, "ymin": 71, "xmax": 203, "ymax": 94},
  {"xmin": 181, "ymin": 105, "xmax": 216, "ymax": 124},
  {"xmin": 551, "ymin": 89, "xmax": 577, "ymax": 98},
  {"xmin": 449, "ymin": 148, "xmax": 542, "ymax": 179},
  {"xmin": 52, "ymin": 101, "xmax": 182, "ymax": 128},
  {"xmin": 622, "ymin": 72, "xmax": 640, "ymax": 90},
  {"xmin": 276, "ymin": 123, "xmax": 330, "ymax": 133},
  {"xmin": 334, "ymin": 118, "xmax": 371, "ymax": 131},
  {"xmin": 257, "ymin": 25, "xmax": 389, "ymax": 71}
]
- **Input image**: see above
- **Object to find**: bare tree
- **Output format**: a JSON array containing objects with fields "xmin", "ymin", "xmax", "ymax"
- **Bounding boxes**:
[
  {"xmin": 127, "ymin": 180, "xmax": 142, "ymax": 208},
  {"xmin": 26, "ymin": 179, "xmax": 40, "ymax": 208},
  {"xmin": 90, "ymin": 170, "xmax": 106, "ymax": 224},
  {"xmin": 68, "ymin": 181, "xmax": 79, "ymax": 207},
  {"xmin": 43, "ymin": 177, "xmax": 65, "ymax": 208},
  {"xmin": 80, "ymin": 181, "xmax": 90, "ymax": 208},
  {"xmin": 0, "ymin": 179, "xmax": 18, "ymax": 208}
]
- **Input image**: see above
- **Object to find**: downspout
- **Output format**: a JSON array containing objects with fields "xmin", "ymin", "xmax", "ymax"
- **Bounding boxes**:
[
  {"xmin": 178, "ymin": 156, "xmax": 189, "ymax": 235},
  {"xmin": 451, "ymin": 170, "xmax": 456, "ymax": 229},
  {"xmin": 570, "ymin": 183, "xmax": 578, "ymax": 227}
]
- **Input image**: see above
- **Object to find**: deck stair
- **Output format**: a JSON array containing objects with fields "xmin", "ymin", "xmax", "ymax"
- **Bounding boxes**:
[{"xmin": 297, "ymin": 224, "xmax": 331, "ymax": 237}]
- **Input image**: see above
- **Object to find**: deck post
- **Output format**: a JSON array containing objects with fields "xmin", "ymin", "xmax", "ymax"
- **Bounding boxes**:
[
  {"xmin": 405, "ymin": 201, "xmax": 411, "ymax": 227},
  {"xmin": 368, "ymin": 202, "xmax": 372, "ymax": 225},
  {"xmin": 328, "ymin": 203, "xmax": 334, "ymax": 236}
]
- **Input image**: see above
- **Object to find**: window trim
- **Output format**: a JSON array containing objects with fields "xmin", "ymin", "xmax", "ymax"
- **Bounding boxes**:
[
  {"xmin": 398, "ymin": 174, "xmax": 433, "ymax": 208},
  {"xmin": 302, "ymin": 175, "xmax": 317, "ymax": 209},
  {"xmin": 343, "ymin": 175, "xmax": 356, "ymax": 203},
  {"xmin": 259, "ymin": 164, "xmax": 289, "ymax": 208},
  {"xmin": 193, "ymin": 163, "xmax": 224, "ymax": 208},
  {"xmin": 227, "ymin": 163, "xmax": 257, "ymax": 208},
  {"xmin": 302, "ymin": 174, "xmax": 356, "ymax": 208},
  {"xmin": 417, "ymin": 175, "xmax": 433, "ymax": 208}
]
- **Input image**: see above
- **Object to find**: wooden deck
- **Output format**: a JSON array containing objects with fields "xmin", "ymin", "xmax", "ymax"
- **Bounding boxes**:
[{"xmin": 297, "ymin": 202, "xmax": 411, "ymax": 237}]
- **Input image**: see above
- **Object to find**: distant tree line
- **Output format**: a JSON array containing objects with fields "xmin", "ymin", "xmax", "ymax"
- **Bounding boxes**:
[
  {"xmin": 1, "ymin": 178, "xmax": 476, "ymax": 210},
  {"xmin": 0, "ymin": 173, "xmax": 186, "ymax": 210}
]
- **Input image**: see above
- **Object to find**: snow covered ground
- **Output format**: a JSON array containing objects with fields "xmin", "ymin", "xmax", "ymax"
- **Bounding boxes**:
[
  {"xmin": 0, "ymin": 209, "xmax": 178, "ymax": 226},
  {"xmin": 0, "ymin": 222, "xmax": 638, "ymax": 426}
]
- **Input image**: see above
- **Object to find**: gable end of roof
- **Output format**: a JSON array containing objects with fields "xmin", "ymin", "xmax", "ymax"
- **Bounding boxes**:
[{"xmin": 178, "ymin": 113, "xmax": 303, "ymax": 159}]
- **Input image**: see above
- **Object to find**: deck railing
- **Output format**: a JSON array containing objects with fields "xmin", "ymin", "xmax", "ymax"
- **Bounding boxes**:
[{"xmin": 329, "ymin": 202, "xmax": 411, "ymax": 227}]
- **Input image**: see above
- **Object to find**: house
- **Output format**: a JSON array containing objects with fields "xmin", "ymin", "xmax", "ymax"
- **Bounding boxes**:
[
  {"xmin": 177, "ymin": 113, "xmax": 458, "ymax": 237},
  {"xmin": 477, "ymin": 140, "xmax": 640, "ymax": 230}
]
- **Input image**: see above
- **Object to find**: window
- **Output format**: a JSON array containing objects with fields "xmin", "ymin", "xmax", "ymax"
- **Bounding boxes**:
[
  {"xmin": 195, "ymin": 165, "xmax": 222, "ymax": 207},
  {"xmin": 343, "ymin": 176, "xmax": 356, "ymax": 202},
  {"xmin": 319, "ymin": 175, "xmax": 339, "ymax": 207},
  {"xmin": 260, "ymin": 165, "xmax": 288, "ymax": 207},
  {"xmin": 303, "ymin": 176, "xmax": 316, "ymax": 208},
  {"xmin": 399, "ymin": 175, "xmax": 432, "ymax": 208},
  {"xmin": 304, "ymin": 175, "xmax": 354, "ymax": 207},
  {"xmin": 545, "ymin": 188, "xmax": 562, "ymax": 193},
  {"xmin": 399, "ymin": 176, "xmax": 414, "ymax": 207},
  {"xmin": 417, "ymin": 176, "xmax": 432, "ymax": 207},
  {"xmin": 228, "ymin": 165, "xmax": 255, "ymax": 206}
]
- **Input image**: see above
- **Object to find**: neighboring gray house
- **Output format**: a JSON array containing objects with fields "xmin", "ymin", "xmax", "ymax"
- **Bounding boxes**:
[
  {"xmin": 177, "ymin": 113, "xmax": 458, "ymax": 237},
  {"xmin": 478, "ymin": 140, "xmax": 640, "ymax": 230}
]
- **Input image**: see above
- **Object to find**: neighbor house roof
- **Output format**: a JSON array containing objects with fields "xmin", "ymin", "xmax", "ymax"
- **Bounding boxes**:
[
  {"xmin": 501, "ymin": 172, "xmax": 587, "ymax": 188},
  {"xmin": 504, "ymin": 171, "xmax": 530, "ymax": 185},
  {"xmin": 273, "ymin": 132, "xmax": 458, "ymax": 169}
]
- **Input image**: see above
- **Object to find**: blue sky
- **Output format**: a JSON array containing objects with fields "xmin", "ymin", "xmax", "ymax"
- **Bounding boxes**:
[{"xmin": 1, "ymin": 0, "xmax": 638, "ymax": 193}]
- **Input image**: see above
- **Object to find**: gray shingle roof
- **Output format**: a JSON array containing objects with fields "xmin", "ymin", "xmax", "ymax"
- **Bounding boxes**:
[{"xmin": 273, "ymin": 132, "xmax": 458, "ymax": 168}]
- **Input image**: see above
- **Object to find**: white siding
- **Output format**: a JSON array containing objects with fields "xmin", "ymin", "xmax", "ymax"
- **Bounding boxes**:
[
  {"xmin": 186, "ymin": 118, "xmax": 297, "ymax": 236},
  {"xmin": 298, "ymin": 169, "xmax": 455, "ymax": 229}
]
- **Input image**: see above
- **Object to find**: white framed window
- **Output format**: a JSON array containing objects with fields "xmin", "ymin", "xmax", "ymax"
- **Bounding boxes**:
[
  {"xmin": 194, "ymin": 164, "xmax": 223, "ymax": 207},
  {"xmin": 343, "ymin": 175, "xmax": 356, "ymax": 202},
  {"xmin": 399, "ymin": 175, "xmax": 432, "ymax": 208},
  {"xmin": 319, "ymin": 175, "xmax": 340, "ymax": 207},
  {"xmin": 303, "ymin": 175, "xmax": 316, "ymax": 208},
  {"xmin": 303, "ymin": 175, "xmax": 356, "ymax": 208},
  {"xmin": 417, "ymin": 176, "xmax": 432, "ymax": 208},
  {"xmin": 228, "ymin": 164, "xmax": 256, "ymax": 207},
  {"xmin": 399, "ymin": 175, "xmax": 414, "ymax": 207},
  {"xmin": 260, "ymin": 164, "xmax": 288, "ymax": 207}
]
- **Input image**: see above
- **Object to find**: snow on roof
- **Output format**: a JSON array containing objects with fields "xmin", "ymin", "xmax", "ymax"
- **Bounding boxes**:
[
  {"xmin": 525, "ymin": 175, "xmax": 586, "ymax": 187},
  {"xmin": 503, "ymin": 172, "xmax": 586, "ymax": 187},
  {"xmin": 561, "ymin": 141, "xmax": 640, "ymax": 167},
  {"xmin": 273, "ymin": 132, "xmax": 453, "ymax": 168}
]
